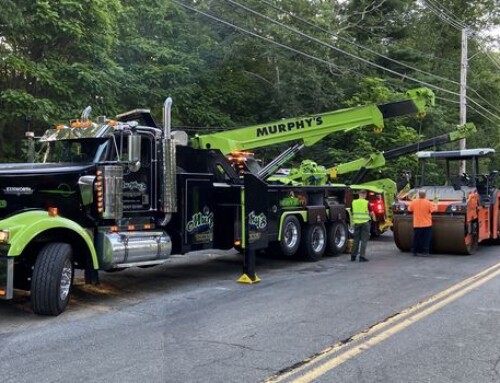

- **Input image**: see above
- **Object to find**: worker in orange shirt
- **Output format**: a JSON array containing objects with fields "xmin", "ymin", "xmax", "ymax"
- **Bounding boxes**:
[{"xmin": 408, "ymin": 189, "xmax": 437, "ymax": 257}]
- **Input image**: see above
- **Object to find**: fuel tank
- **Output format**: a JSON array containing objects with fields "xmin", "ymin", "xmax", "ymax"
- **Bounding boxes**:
[{"xmin": 96, "ymin": 231, "xmax": 172, "ymax": 269}]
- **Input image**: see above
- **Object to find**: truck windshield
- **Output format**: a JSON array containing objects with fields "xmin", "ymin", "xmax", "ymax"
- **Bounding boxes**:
[{"xmin": 37, "ymin": 138, "xmax": 109, "ymax": 163}]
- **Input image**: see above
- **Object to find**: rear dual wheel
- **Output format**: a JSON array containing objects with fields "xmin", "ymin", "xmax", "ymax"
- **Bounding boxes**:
[
  {"xmin": 326, "ymin": 221, "xmax": 348, "ymax": 255},
  {"xmin": 274, "ymin": 217, "xmax": 343, "ymax": 261},
  {"xmin": 299, "ymin": 223, "xmax": 327, "ymax": 262}
]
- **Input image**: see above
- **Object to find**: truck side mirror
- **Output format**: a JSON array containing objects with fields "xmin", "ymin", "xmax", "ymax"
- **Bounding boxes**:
[{"xmin": 128, "ymin": 134, "xmax": 141, "ymax": 172}]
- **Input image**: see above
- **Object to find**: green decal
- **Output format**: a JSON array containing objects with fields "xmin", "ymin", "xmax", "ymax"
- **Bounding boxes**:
[
  {"xmin": 39, "ymin": 183, "xmax": 76, "ymax": 197},
  {"xmin": 0, "ymin": 200, "xmax": 6, "ymax": 208}
]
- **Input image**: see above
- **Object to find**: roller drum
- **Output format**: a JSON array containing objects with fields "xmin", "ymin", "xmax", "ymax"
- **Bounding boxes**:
[
  {"xmin": 431, "ymin": 216, "xmax": 473, "ymax": 255},
  {"xmin": 393, "ymin": 215, "xmax": 473, "ymax": 255}
]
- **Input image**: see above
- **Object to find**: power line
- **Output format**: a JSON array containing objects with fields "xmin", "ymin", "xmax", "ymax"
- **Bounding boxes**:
[
  {"xmin": 437, "ymin": 96, "xmax": 499, "ymax": 126},
  {"xmin": 171, "ymin": 0, "xmax": 344, "ymax": 73},
  {"xmin": 426, "ymin": 0, "xmax": 467, "ymax": 27},
  {"xmin": 419, "ymin": 1, "xmax": 500, "ymax": 119},
  {"xmin": 175, "ymin": 0, "xmax": 500, "ymax": 123},
  {"xmin": 484, "ymin": 49, "xmax": 500, "ymax": 71},
  {"xmin": 467, "ymin": 105, "xmax": 500, "ymax": 126},
  {"xmin": 467, "ymin": 85, "xmax": 500, "ymax": 116},
  {"xmin": 466, "ymin": 95, "xmax": 500, "ymax": 122},
  {"xmin": 435, "ymin": 95, "xmax": 460, "ymax": 104},
  {"xmin": 221, "ymin": 0, "xmax": 461, "ymax": 97},
  {"xmin": 259, "ymin": 0, "xmax": 461, "ymax": 88},
  {"xmin": 421, "ymin": 0, "xmax": 467, "ymax": 31},
  {"xmin": 227, "ymin": 0, "xmax": 500, "ymax": 124}
]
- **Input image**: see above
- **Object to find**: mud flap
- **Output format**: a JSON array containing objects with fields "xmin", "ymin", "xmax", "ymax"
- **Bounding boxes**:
[{"xmin": 0, "ymin": 257, "xmax": 13, "ymax": 299}]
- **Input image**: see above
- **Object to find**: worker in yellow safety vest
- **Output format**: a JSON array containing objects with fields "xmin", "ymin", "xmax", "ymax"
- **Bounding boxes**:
[{"xmin": 351, "ymin": 189, "xmax": 375, "ymax": 262}]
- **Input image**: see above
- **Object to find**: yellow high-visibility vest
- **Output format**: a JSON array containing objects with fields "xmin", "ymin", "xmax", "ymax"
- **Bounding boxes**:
[{"xmin": 352, "ymin": 199, "xmax": 370, "ymax": 224}]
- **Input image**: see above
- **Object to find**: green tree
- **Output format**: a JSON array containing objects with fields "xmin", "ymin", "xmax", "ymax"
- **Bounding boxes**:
[{"xmin": 0, "ymin": 0, "xmax": 122, "ymax": 160}]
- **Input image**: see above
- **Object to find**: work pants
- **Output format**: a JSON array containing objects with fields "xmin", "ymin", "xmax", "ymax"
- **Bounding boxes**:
[
  {"xmin": 412, "ymin": 226, "xmax": 432, "ymax": 254},
  {"xmin": 352, "ymin": 222, "xmax": 370, "ymax": 258}
]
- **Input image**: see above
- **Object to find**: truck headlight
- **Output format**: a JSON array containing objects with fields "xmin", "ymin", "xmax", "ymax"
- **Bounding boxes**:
[{"xmin": 0, "ymin": 230, "xmax": 9, "ymax": 243}]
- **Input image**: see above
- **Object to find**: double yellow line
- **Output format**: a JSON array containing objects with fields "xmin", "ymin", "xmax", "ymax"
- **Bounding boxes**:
[{"xmin": 265, "ymin": 261, "xmax": 500, "ymax": 383}]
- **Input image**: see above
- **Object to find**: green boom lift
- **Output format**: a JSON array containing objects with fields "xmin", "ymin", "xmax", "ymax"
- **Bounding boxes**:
[{"xmin": 191, "ymin": 88, "xmax": 435, "ymax": 179}]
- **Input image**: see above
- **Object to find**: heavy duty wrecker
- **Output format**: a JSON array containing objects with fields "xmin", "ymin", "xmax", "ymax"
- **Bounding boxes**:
[
  {"xmin": 393, "ymin": 148, "xmax": 500, "ymax": 255},
  {"xmin": 269, "ymin": 123, "xmax": 476, "ymax": 236},
  {"xmin": 0, "ymin": 88, "xmax": 433, "ymax": 315}
]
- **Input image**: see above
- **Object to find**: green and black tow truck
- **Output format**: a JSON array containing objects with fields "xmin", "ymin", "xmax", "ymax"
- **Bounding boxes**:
[{"xmin": 0, "ymin": 88, "xmax": 433, "ymax": 315}]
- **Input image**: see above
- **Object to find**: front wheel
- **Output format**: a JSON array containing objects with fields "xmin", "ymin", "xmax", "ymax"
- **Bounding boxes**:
[
  {"xmin": 299, "ymin": 223, "xmax": 327, "ymax": 262},
  {"xmin": 31, "ymin": 243, "xmax": 74, "ymax": 316},
  {"xmin": 326, "ymin": 221, "xmax": 348, "ymax": 255}
]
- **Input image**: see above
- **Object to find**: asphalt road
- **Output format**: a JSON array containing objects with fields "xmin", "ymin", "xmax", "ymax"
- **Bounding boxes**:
[{"xmin": 1, "ymin": 235, "xmax": 499, "ymax": 383}]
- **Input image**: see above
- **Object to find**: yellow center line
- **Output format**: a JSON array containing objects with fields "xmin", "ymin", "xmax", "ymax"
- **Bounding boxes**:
[
  {"xmin": 292, "ymin": 263, "xmax": 500, "ymax": 383},
  {"xmin": 264, "ymin": 261, "xmax": 500, "ymax": 383}
]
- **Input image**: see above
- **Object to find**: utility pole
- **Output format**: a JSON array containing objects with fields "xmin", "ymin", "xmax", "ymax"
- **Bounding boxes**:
[{"xmin": 459, "ymin": 28, "xmax": 468, "ymax": 174}]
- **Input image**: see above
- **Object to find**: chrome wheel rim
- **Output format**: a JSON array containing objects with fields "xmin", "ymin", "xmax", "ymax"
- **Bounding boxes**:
[
  {"xmin": 334, "ymin": 225, "xmax": 347, "ymax": 249},
  {"xmin": 284, "ymin": 222, "xmax": 299, "ymax": 249},
  {"xmin": 311, "ymin": 226, "xmax": 325, "ymax": 252},
  {"xmin": 60, "ymin": 259, "xmax": 72, "ymax": 301}
]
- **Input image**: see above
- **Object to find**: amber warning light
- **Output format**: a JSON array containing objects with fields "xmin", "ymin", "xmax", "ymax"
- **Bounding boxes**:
[{"xmin": 48, "ymin": 207, "xmax": 59, "ymax": 217}]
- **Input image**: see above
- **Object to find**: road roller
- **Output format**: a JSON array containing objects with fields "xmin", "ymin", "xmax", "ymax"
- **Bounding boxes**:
[{"xmin": 393, "ymin": 148, "xmax": 500, "ymax": 255}]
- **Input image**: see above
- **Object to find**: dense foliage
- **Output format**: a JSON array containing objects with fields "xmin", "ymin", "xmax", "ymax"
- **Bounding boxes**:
[{"xmin": 1, "ymin": 0, "xmax": 499, "ymax": 183}]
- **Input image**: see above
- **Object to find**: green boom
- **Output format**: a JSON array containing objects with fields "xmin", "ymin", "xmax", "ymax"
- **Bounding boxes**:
[
  {"xmin": 329, "ymin": 122, "xmax": 476, "ymax": 181},
  {"xmin": 191, "ymin": 87, "xmax": 435, "ymax": 155}
]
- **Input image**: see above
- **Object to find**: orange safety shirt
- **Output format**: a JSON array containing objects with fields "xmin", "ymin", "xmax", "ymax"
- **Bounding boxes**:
[{"xmin": 408, "ymin": 198, "xmax": 436, "ymax": 228}]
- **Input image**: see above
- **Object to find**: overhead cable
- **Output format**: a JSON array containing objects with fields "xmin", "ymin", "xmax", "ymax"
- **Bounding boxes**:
[
  {"xmin": 221, "ymin": 0, "xmax": 460, "ymax": 97},
  {"xmin": 174, "ymin": 0, "xmax": 500, "ymax": 123},
  {"xmin": 260, "ymin": 0, "xmax": 461, "ymax": 87},
  {"xmin": 171, "ymin": 0, "xmax": 345, "ymax": 73},
  {"xmin": 421, "ymin": 0, "xmax": 467, "ymax": 31}
]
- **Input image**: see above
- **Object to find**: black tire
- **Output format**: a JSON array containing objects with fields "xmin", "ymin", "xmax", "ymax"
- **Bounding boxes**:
[
  {"xmin": 299, "ymin": 223, "xmax": 327, "ymax": 262},
  {"xmin": 326, "ymin": 221, "xmax": 348, "ymax": 255},
  {"xmin": 31, "ymin": 243, "xmax": 74, "ymax": 316},
  {"xmin": 273, "ymin": 215, "xmax": 301, "ymax": 258}
]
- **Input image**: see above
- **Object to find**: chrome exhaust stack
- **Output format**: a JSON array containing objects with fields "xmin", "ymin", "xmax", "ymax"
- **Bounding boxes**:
[
  {"xmin": 161, "ymin": 97, "xmax": 177, "ymax": 223},
  {"xmin": 81, "ymin": 106, "xmax": 92, "ymax": 121}
]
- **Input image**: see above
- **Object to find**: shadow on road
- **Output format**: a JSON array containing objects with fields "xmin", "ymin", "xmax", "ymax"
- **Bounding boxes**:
[{"xmin": 0, "ymin": 249, "xmax": 313, "ymax": 321}]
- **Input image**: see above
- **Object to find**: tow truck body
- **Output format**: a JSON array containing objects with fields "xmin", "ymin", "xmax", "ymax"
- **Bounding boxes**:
[{"xmin": 0, "ymin": 88, "xmax": 434, "ymax": 315}]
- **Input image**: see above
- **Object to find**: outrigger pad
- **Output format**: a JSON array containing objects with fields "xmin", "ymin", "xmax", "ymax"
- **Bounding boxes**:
[{"xmin": 237, "ymin": 274, "xmax": 261, "ymax": 284}]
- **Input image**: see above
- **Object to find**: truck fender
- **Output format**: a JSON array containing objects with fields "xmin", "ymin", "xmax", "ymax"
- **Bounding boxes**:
[
  {"xmin": 278, "ymin": 211, "xmax": 307, "ymax": 241},
  {"xmin": 1, "ymin": 210, "xmax": 98, "ymax": 269}
]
